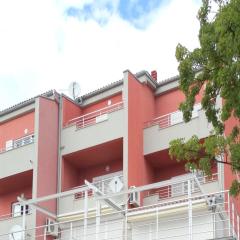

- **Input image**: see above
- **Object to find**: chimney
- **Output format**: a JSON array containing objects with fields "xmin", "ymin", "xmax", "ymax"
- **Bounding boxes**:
[{"xmin": 151, "ymin": 70, "xmax": 157, "ymax": 81}]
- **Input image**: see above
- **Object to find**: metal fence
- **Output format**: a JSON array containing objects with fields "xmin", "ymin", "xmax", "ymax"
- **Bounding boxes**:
[
  {"xmin": 66, "ymin": 102, "xmax": 124, "ymax": 129},
  {"xmin": 0, "ymin": 134, "xmax": 34, "ymax": 154},
  {"xmin": 0, "ymin": 174, "xmax": 239, "ymax": 240}
]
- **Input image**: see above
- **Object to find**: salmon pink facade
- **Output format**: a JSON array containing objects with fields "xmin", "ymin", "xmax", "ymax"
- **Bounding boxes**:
[{"xmin": 0, "ymin": 71, "xmax": 239, "ymax": 240}]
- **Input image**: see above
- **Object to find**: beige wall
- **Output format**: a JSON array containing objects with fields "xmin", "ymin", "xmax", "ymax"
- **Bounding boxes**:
[{"xmin": 0, "ymin": 143, "xmax": 34, "ymax": 179}]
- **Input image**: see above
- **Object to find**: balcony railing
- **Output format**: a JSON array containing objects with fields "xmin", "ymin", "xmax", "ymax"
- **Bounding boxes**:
[
  {"xmin": 146, "ymin": 172, "xmax": 218, "ymax": 202},
  {"xmin": 6, "ymin": 178, "xmax": 240, "ymax": 240},
  {"xmin": 67, "ymin": 101, "xmax": 124, "ymax": 129},
  {"xmin": 144, "ymin": 103, "xmax": 201, "ymax": 129},
  {"xmin": 74, "ymin": 174, "xmax": 124, "ymax": 200},
  {"xmin": 0, "ymin": 208, "xmax": 31, "ymax": 221},
  {"xmin": 0, "ymin": 134, "xmax": 34, "ymax": 154},
  {"xmin": 58, "ymin": 173, "xmax": 124, "ymax": 216}
]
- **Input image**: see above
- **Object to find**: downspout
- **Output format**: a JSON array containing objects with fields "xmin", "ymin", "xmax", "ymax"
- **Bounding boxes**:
[{"xmin": 57, "ymin": 94, "xmax": 63, "ymax": 215}]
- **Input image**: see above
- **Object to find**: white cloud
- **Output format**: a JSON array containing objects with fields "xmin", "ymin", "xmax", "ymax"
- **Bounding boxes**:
[{"xmin": 0, "ymin": 0, "xmax": 201, "ymax": 110}]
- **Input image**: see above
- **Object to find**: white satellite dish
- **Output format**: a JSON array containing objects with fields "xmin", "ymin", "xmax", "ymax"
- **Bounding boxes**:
[
  {"xmin": 68, "ymin": 81, "xmax": 81, "ymax": 100},
  {"xmin": 9, "ymin": 225, "xmax": 23, "ymax": 240},
  {"xmin": 109, "ymin": 176, "xmax": 123, "ymax": 193}
]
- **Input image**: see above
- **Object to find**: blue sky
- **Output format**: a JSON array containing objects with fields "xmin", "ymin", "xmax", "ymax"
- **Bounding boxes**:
[
  {"xmin": 0, "ymin": 0, "xmax": 201, "ymax": 110},
  {"xmin": 66, "ymin": 0, "xmax": 165, "ymax": 28}
]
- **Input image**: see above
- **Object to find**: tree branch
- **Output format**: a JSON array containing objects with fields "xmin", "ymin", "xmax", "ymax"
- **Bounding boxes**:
[
  {"xmin": 180, "ymin": 145, "xmax": 232, "ymax": 166},
  {"xmin": 213, "ymin": 157, "xmax": 232, "ymax": 166}
]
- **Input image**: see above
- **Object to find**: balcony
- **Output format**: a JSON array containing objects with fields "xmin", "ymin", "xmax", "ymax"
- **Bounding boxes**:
[
  {"xmin": 0, "ymin": 135, "xmax": 34, "ymax": 179},
  {"xmin": 2, "ymin": 174, "xmax": 235, "ymax": 240},
  {"xmin": 61, "ymin": 102, "xmax": 124, "ymax": 155},
  {"xmin": 57, "ymin": 173, "xmax": 230, "ymax": 240},
  {"xmin": 143, "ymin": 173, "xmax": 220, "ymax": 206},
  {"xmin": 59, "ymin": 173, "xmax": 124, "ymax": 217},
  {"xmin": 144, "ymin": 104, "xmax": 213, "ymax": 155}
]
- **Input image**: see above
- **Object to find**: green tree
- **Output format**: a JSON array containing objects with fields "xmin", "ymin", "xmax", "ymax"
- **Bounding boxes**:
[{"xmin": 169, "ymin": 0, "xmax": 240, "ymax": 196}]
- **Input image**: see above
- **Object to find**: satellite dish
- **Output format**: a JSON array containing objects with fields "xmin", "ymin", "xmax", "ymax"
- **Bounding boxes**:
[
  {"xmin": 9, "ymin": 225, "xmax": 23, "ymax": 240},
  {"xmin": 68, "ymin": 81, "xmax": 81, "ymax": 100},
  {"xmin": 109, "ymin": 176, "xmax": 123, "ymax": 193}
]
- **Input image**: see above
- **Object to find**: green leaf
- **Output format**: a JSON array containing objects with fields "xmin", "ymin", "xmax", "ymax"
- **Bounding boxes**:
[
  {"xmin": 230, "ymin": 180, "xmax": 240, "ymax": 197},
  {"xmin": 172, "ymin": 0, "xmax": 240, "ymax": 196}
]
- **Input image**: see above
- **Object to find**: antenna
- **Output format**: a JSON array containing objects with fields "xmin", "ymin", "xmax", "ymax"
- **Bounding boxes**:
[{"xmin": 68, "ymin": 81, "xmax": 81, "ymax": 100}]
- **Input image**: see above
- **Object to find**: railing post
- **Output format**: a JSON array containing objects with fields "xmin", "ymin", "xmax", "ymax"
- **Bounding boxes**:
[
  {"xmin": 84, "ymin": 190, "xmax": 88, "ymax": 240},
  {"xmin": 188, "ymin": 180, "xmax": 193, "ymax": 240},
  {"xmin": 213, "ymin": 212, "xmax": 216, "ymax": 239},
  {"xmin": 96, "ymin": 200, "xmax": 100, "ymax": 240},
  {"xmin": 44, "ymin": 227, "xmax": 47, "ymax": 240},
  {"xmin": 104, "ymin": 221, "xmax": 108, "ymax": 240},
  {"xmin": 102, "ymin": 179, "xmax": 105, "ymax": 194},
  {"xmin": 237, "ymin": 215, "xmax": 239, "ymax": 240},
  {"xmin": 22, "ymin": 204, "xmax": 26, "ymax": 239},
  {"xmin": 232, "ymin": 203, "xmax": 235, "ymax": 238},
  {"xmin": 156, "ymin": 207, "xmax": 159, "ymax": 240},
  {"xmin": 70, "ymin": 222, "xmax": 73, "ymax": 240},
  {"xmin": 149, "ymin": 224, "xmax": 152, "ymax": 240},
  {"xmin": 123, "ymin": 192, "xmax": 129, "ymax": 240},
  {"xmin": 228, "ymin": 192, "xmax": 231, "ymax": 237}
]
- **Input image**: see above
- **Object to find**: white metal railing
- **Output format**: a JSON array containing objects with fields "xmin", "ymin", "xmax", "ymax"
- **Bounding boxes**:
[
  {"xmin": 229, "ymin": 197, "xmax": 240, "ymax": 239},
  {"xmin": 93, "ymin": 175, "xmax": 124, "ymax": 195},
  {"xmin": 0, "ymin": 134, "xmax": 34, "ymax": 154},
  {"xmin": 73, "ymin": 174, "xmax": 124, "ymax": 200},
  {"xmin": 146, "ymin": 173, "xmax": 218, "ymax": 201},
  {"xmin": 0, "ymin": 209, "xmax": 32, "ymax": 221},
  {"xmin": 0, "ymin": 189, "xmax": 237, "ymax": 240},
  {"xmin": 67, "ymin": 101, "xmax": 124, "ymax": 129},
  {"xmin": 144, "ymin": 103, "xmax": 201, "ymax": 129},
  {"xmin": 0, "ymin": 173, "xmax": 239, "ymax": 240}
]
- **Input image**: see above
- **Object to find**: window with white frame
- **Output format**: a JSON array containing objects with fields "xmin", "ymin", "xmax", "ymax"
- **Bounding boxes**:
[{"xmin": 12, "ymin": 203, "xmax": 30, "ymax": 217}]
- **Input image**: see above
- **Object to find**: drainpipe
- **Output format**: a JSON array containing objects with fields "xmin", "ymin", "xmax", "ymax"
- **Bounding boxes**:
[{"xmin": 57, "ymin": 94, "xmax": 63, "ymax": 215}]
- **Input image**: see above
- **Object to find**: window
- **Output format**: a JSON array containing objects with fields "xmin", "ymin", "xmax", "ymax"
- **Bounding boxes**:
[{"xmin": 12, "ymin": 203, "xmax": 30, "ymax": 217}]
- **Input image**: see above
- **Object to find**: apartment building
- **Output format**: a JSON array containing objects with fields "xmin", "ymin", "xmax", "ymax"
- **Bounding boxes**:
[{"xmin": 0, "ymin": 70, "xmax": 239, "ymax": 240}]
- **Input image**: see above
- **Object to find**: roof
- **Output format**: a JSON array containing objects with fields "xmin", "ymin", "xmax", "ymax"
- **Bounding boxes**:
[
  {"xmin": 0, "ymin": 90, "xmax": 55, "ymax": 117},
  {"xmin": 157, "ymin": 74, "xmax": 180, "ymax": 86},
  {"xmin": 157, "ymin": 67, "xmax": 202, "ymax": 87},
  {"xmin": 135, "ymin": 70, "xmax": 158, "ymax": 88},
  {"xmin": 77, "ymin": 79, "xmax": 123, "ymax": 101},
  {"xmin": 76, "ymin": 70, "xmax": 159, "ymax": 102},
  {"xmin": 0, "ymin": 70, "xmax": 186, "ymax": 116}
]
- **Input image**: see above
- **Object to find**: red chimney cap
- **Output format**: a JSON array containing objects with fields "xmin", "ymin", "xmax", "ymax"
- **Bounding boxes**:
[{"xmin": 151, "ymin": 70, "xmax": 157, "ymax": 81}]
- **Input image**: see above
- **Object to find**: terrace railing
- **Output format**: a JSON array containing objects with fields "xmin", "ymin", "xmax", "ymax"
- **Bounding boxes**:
[
  {"xmin": 0, "ymin": 134, "xmax": 34, "ymax": 154},
  {"xmin": 73, "ymin": 174, "xmax": 124, "ymax": 200},
  {"xmin": 67, "ymin": 102, "xmax": 124, "ymax": 129},
  {"xmin": 144, "ymin": 103, "xmax": 201, "ymax": 129},
  {"xmin": 146, "ymin": 173, "xmax": 218, "ymax": 202}
]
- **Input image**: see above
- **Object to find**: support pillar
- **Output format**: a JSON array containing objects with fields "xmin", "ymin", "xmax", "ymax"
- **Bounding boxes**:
[
  {"xmin": 22, "ymin": 205, "xmax": 26, "ymax": 239},
  {"xmin": 188, "ymin": 180, "xmax": 193, "ymax": 240},
  {"xmin": 84, "ymin": 190, "xmax": 88, "ymax": 240}
]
